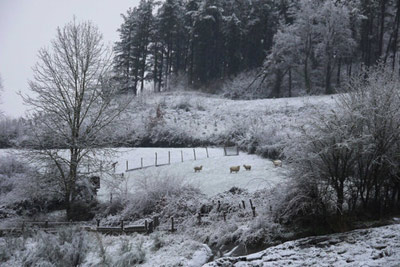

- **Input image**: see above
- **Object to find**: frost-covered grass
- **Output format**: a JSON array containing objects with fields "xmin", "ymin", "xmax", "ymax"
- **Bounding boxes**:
[
  {"xmin": 116, "ymin": 91, "xmax": 337, "ymax": 153},
  {"xmin": 2, "ymin": 217, "xmax": 399, "ymax": 267},
  {"xmin": 0, "ymin": 228, "xmax": 213, "ymax": 267}
]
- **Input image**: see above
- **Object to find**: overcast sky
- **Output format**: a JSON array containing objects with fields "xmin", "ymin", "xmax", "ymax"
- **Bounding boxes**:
[{"xmin": 0, "ymin": 0, "xmax": 140, "ymax": 118}]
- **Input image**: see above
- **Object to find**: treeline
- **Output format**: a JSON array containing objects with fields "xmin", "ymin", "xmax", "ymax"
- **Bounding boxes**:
[
  {"xmin": 114, "ymin": 0, "xmax": 400, "ymax": 97},
  {"xmin": 0, "ymin": 117, "xmax": 27, "ymax": 148},
  {"xmin": 114, "ymin": 0, "xmax": 282, "ymax": 94}
]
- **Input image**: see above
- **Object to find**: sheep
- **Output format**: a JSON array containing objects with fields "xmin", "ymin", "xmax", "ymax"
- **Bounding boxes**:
[
  {"xmin": 243, "ymin": 164, "xmax": 251, "ymax": 171},
  {"xmin": 272, "ymin": 160, "xmax": 282, "ymax": 167},
  {"xmin": 230, "ymin": 166, "xmax": 240, "ymax": 173},
  {"xmin": 194, "ymin": 165, "xmax": 203, "ymax": 172}
]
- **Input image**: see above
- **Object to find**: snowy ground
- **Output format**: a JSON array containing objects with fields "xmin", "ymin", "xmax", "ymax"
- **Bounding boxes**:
[
  {"xmin": 0, "ymin": 146, "xmax": 288, "ymax": 201},
  {"xmin": 97, "ymin": 147, "xmax": 288, "ymax": 201},
  {"xmin": 205, "ymin": 222, "xmax": 400, "ymax": 267},
  {"xmin": 82, "ymin": 232, "xmax": 213, "ymax": 267},
  {"xmin": 116, "ymin": 91, "xmax": 338, "ymax": 149}
]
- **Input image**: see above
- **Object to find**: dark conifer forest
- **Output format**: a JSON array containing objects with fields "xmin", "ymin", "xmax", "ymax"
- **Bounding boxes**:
[{"xmin": 114, "ymin": 0, "xmax": 400, "ymax": 97}]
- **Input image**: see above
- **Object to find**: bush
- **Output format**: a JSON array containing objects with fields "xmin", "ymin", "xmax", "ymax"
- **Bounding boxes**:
[
  {"xmin": 0, "ymin": 155, "xmax": 63, "ymax": 215},
  {"xmin": 151, "ymin": 232, "xmax": 165, "ymax": 251},
  {"xmin": 21, "ymin": 228, "xmax": 90, "ymax": 267},
  {"xmin": 279, "ymin": 64, "xmax": 400, "ymax": 226},
  {"xmin": 221, "ymin": 70, "xmax": 265, "ymax": 100},
  {"xmin": 0, "ymin": 236, "xmax": 25, "ymax": 263},
  {"xmin": 67, "ymin": 201, "xmax": 97, "ymax": 221},
  {"xmin": 114, "ymin": 237, "xmax": 146, "ymax": 266},
  {"xmin": 121, "ymin": 173, "xmax": 204, "ymax": 221}
]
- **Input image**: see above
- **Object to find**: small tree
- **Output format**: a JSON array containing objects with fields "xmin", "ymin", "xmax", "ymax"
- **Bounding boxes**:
[{"xmin": 22, "ymin": 19, "xmax": 132, "ymax": 219}]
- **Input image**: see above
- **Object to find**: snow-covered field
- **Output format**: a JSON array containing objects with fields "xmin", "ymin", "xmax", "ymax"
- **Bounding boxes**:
[
  {"xmin": 206, "ymin": 222, "xmax": 400, "ymax": 267},
  {"xmin": 0, "ymin": 146, "xmax": 288, "ymax": 200},
  {"xmin": 97, "ymin": 147, "xmax": 288, "ymax": 201}
]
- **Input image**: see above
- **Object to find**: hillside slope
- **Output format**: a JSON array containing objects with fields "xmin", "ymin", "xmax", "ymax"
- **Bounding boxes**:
[{"xmin": 118, "ymin": 92, "xmax": 337, "ymax": 155}]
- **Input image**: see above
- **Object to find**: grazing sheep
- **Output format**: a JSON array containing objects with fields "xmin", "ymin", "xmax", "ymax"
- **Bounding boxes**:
[
  {"xmin": 194, "ymin": 165, "xmax": 203, "ymax": 172},
  {"xmin": 272, "ymin": 160, "xmax": 282, "ymax": 167},
  {"xmin": 230, "ymin": 166, "xmax": 240, "ymax": 173},
  {"xmin": 243, "ymin": 164, "xmax": 251, "ymax": 171}
]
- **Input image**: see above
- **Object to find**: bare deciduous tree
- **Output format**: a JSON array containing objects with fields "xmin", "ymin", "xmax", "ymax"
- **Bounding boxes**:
[{"xmin": 22, "ymin": 19, "xmax": 132, "ymax": 219}]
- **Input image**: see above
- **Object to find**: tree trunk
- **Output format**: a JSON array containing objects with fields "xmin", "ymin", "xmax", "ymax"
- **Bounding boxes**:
[
  {"xmin": 189, "ymin": 39, "xmax": 194, "ymax": 86},
  {"xmin": 325, "ymin": 56, "xmax": 333, "ymax": 94},
  {"xmin": 158, "ymin": 51, "xmax": 164, "ymax": 92},
  {"xmin": 288, "ymin": 68, "xmax": 292, "ymax": 97},
  {"xmin": 153, "ymin": 43, "xmax": 159, "ymax": 92},
  {"xmin": 271, "ymin": 69, "xmax": 283, "ymax": 98},
  {"xmin": 304, "ymin": 57, "xmax": 311, "ymax": 93},
  {"xmin": 393, "ymin": 0, "xmax": 400, "ymax": 71},
  {"xmin": 67, "ymin": 149, "xmax": 79, "ymax": 220},
  {"xmin": 336, "ymin": 182, "xmax": 344, "ymax": 216},
  {"xmin": 378, "ymin": 0, "xmax": 387, "ymax": 58},
  {"xmin": 336, "ymin": 58, "xmax": 341, "ymax": 88}
]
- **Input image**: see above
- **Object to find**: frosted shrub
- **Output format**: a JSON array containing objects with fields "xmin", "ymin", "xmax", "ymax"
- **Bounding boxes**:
[
  {"xmin": 122, "ymin": 173, "xmax": 204, "ymax": 220},
  {"xmin": 173, "ymin": 95, "xmax": 192, "ymax": 111},
  {"xmin": 0, "ymin": 155, "xmax": 62, "ymax": 215},
  {"xmin": 114, "ymin": 237, "xmax": 146, "ymax": 266},
  {"xmin": 279, "ymin": 64, "xmax": 400, "ymax": 226},
  {"xmin": 0, "ymin": 236, "xmax": 25, "ymax": 263},
  {"xmin": 151, "ymin": 232, "xmax": 165, "ymax": 251},
  {"xmin": 221, "ymin": 70, "xmax": 265, "ymax": 99},
  {"xmin": 94, "ymin": 233, "xmax": 110, "ymax": 266},
  {"xmin": 22, "ymin": 228, "xmax": 90, "ymax": 267},
  {"xmin": 240, "ymin": 218, "xmax": 285, "ymax": 247}
]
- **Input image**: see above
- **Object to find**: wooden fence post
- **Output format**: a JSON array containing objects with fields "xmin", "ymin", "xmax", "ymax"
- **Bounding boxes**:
[
  {"xmin": 242, "ymin": 200, "xmax": 246, "ymax": 209},
  {"xmin": 110, "ymin": 193, "xmax": 113, "ymax": 203},
  {"xmin": 96, "ymin": 219, "xmax": 100, "ymax": 228},
  {"xmin": 217, "ymin": 200, "xmax": 221, "ymax": 211},
  {"xmin": 197, "ymin": 213, "xmax": 202, "ymax": 225},
  {"xmin": 237, "ymin": 146, "xmax": 239, "ymax": 155},
  {"xmin": 126, "ymin": 160, "xmax": 128, "ymax": 171},
  {"xmin": 145, "ymin": 220, "xmax": 148, "ymax": 231},
  {"xmin": 45, "ymin": 221, "xmax": 48, "ymax": 228},
  {"xmin": 252, "ymin": 207, "xmax": 256, "ymax": 217},
  {"xmin": 153, "ymin": 216, "xmax": 159, "ymax": 228},
  {"xmin": 171, "ymin": 217, "xmax": 175, "ymax": 232},
  {"xmin": 193, "ymin": 148, "xmax": 196, "ymax": 160},
  {"xmin": 120, "ymin": 220, "xmax": 124, "ymax": 231},
  {"xmin": 249, "ymin": 199, "xmax": 253, "ymax": 209},
  {"xmin": 181, "ymin": 150, "xmax": 183, "ymax": 162},
  {"xmin": 155, "ymin": 153, "xmax": 158, "ymax": 166},
  {"xmin": 206, "ymin": 147, "xmax": 209, "ymax": 158},
  {"xmin": 141, "ymin": 158, "xmax": 143, "ymax": 168},
  {"xmin": 168, "ymin": 151, "xmax": 171, "ymax": 165},
  {"xmin": 223, "ymin": 212, "xmax": 226, "ymax": 222},
  {"xmin": 148, "ymin": 221, "xmax": 154, "ymax": 234}
]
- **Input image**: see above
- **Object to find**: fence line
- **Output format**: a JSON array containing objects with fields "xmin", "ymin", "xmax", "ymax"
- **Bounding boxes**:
[
  {"xmin": 0, "ymin": 197, "xmax": 257, "ymax": 237},
  {"xmin": 124, "ymin": 147, "xmax": 216, "ymax": 173}
]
